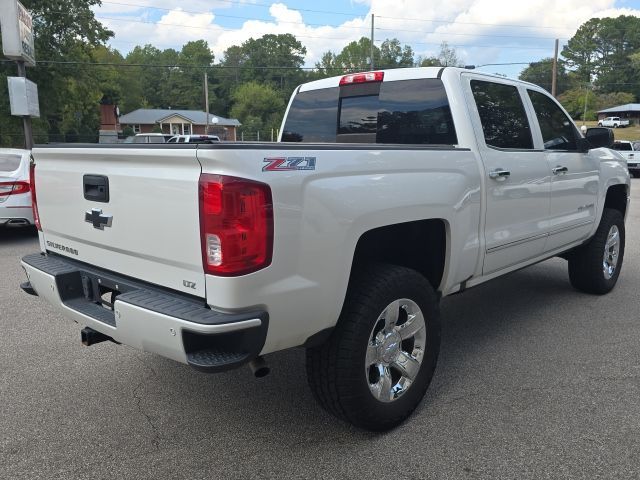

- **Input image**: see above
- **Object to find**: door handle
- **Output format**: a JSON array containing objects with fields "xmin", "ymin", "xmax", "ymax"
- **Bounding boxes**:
[
  {"xmin": 489, "ymin": 168, "xmax": 511, "ymax": 180},
  {"xmin": 552, "ymin": 166, "xmax": 568, "ymax": 175}
]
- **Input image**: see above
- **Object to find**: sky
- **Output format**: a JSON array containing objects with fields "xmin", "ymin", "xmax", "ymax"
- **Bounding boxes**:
[{"xmin": 93, "ymin": 0, "xmax": 640, "ymax": 79}]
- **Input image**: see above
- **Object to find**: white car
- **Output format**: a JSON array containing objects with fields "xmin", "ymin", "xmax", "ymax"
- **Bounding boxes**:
[
  {"xmin": 166, "ymin": 134, "xmax": 220, "ymax": 143},
  {"xmin": 598, "ymin": 117, "xmax": 630, "ymax": 128},
  {"xmin": 611, "ymin": 140, "xmax": 640, "ymax": 177},
  {"xmin": 0, "ymin": 149, "xmax": 34, "ymax": 227},
  {"xmin": 124, "ymin": 133, "xmax": 174, "ymax": 144}
]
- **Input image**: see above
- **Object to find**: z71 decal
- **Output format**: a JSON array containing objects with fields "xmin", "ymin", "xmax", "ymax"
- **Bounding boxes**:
[{"xmin": 263, "ymin": 156, "xmax": 316, "ymax": 172}]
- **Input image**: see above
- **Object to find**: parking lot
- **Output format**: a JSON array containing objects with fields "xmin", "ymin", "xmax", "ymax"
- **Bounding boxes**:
[{"xmin": 1, "ymin": 187, "xmax": 639, "ymax": 480}]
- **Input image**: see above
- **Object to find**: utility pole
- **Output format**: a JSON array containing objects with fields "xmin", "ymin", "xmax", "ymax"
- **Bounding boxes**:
[
  {"xmin": 551, "ymin": 38, "xmax": 559, "ymax": 98},
  {"xmin": 582, "ymin": 84, "xmax": 590, "ymax": 125},
  {"xmin": 370, "ymin": 14, "xmax": 374, "ymax": 70},
  {"xmin": 16, "ymin": 60, "xmax": 34, "ymax": 149},
  {"xmin": 204, "ymin": 71, "xmax": 209, "ymax": 135}
]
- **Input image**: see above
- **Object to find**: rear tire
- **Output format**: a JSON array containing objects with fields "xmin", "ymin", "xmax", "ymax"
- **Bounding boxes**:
[
  {"xmin": 568, "ymin": 208, "xmax": 625, "ymax": 294},
  {"xmin": 306, "ymin": 263, "xmax": 440, "ymax": 431}
]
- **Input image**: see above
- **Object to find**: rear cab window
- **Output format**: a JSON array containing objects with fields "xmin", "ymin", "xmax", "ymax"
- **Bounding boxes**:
[{"xmin": 282, "ymin": 78, "xmax": 458, "ymax": 145}]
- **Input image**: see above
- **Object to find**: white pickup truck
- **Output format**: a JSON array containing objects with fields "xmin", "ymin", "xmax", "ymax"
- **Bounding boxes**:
[
  {"xmin": 21, "ymin": 67, "xmax": 629, "ymax": 430},
  {"xmin": 598, "ymin": 116, "xmax": 630, "ymax": 128}
]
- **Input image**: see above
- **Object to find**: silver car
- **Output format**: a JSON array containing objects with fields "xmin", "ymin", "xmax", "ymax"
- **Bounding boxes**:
[{"xmin": 0, "ymin": 149, "xmax": 34, "ymax": 227}]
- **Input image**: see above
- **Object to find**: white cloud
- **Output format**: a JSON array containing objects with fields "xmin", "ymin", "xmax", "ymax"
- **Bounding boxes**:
[{"xmin": 97, "ymin": 0, "xmax": 640, "ymax": 72}]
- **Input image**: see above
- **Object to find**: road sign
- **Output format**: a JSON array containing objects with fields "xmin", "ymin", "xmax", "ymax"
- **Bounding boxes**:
[{"xmin": 0, "ymin": 0, "xmax": 36, "ymax": 66}]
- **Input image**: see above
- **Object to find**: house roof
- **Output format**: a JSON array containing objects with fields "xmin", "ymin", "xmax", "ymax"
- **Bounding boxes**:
[
  {"xmin": 597, "ymin": 103, "xmax": 640, "ymax": 114},
  {"xmin": 119, "ymin": 109, "xmax": 241, "ymax": 126}
]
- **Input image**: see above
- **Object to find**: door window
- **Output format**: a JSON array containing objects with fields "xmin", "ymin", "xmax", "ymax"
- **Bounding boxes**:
[
  {"xmin": 527, "ymin": 90, "xmax": 578, "ymax": 151},
  {"xmin": 470, "ymin": 80, "xmax": 533, "ymax": 150}
]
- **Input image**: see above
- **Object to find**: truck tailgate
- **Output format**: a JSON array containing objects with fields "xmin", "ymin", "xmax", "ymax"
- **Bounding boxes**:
[{"xmin": 32, "ymin": 146, "xmax": 206, "ymax": 298}]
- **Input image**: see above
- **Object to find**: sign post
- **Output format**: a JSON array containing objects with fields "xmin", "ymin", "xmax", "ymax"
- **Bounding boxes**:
[{"xmin": 1, "ymin": 0, "xmax": 37, "ymax": 149}]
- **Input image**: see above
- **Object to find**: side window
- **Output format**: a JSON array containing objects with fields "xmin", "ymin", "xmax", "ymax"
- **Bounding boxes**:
[
  {"xmin": 527, "ymin": 90, "xmax": 578, "ymax": 151},
  {"xmin": 470, "ymin": 80, "xmax": 533, "ymax": 150},
  {"xmin": 178, "ymin": 137, "xmax": 185, "ymax": 143}
]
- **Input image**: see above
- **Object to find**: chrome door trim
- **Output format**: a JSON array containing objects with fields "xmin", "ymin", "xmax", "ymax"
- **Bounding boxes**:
[{"xmin": 486, "ymin": 232, "xmax": 548, "ymax": 254}]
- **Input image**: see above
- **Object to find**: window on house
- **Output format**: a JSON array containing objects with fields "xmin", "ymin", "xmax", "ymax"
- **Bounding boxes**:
[
  {"xmin": 183, "ymin": 124, "xmax": 191, "ymax": 135},
  {"xmin": 132, "ymin": 125, "xmax": 141, "ymax": 134}
]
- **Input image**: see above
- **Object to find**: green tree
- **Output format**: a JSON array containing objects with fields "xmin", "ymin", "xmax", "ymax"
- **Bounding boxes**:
[
  {"xmin": 334, "ymin": 37, "xmax": 380, "ymax": 71},
  {"xmin": 216, "ymin": 34, "xmax": 306, "ymax": 115},
  {"xmin": 562, "ymin": 16, "xmax": 640, "ymax": 96},
  {"xmin": 518, "ymin": 58, "xmax": 572, "ymax": 95},
  {"xmin": 0, "ymin": 0, "xmax": 113, "ymax": 145},
  {"xmin": 379, "ymin": 39, "xmax": 414, "ymax": 68},
  {"xmin": 230, "ymin": 82, "xmax": 284, "ymax": 139}
]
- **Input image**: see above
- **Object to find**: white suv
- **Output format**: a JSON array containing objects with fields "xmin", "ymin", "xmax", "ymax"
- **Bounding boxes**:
[{"xmin": 0, "ymin": 149, "xmax": 34, "ymax": 227}]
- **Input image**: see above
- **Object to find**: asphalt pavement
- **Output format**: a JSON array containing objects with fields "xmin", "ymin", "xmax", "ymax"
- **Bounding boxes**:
[{"xmin": 2, "ymin": 187, "xmax": 640, "ymax": 479}]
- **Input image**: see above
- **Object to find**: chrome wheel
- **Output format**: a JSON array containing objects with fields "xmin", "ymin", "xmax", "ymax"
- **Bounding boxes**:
[
  {"xmin": 603, "ymin": 225, "xmax": 620, "ymax": 280},
  {"xmin": 365, "ymin": 299, "xmax": 426, "ymax": 403}
]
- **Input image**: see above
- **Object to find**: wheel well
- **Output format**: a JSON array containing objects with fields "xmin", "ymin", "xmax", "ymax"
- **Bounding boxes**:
[
  {"xmin": 351, "ymin": 219, "xmax": 447, "ymax": 291},
  {"xmin": 604, "ymin": 184, "xmax": 628, "ymax": 217}
]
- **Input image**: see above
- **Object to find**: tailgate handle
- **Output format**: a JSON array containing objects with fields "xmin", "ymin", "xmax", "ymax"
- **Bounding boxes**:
[{"xmin": 83, "ymin": 174, "xmax": 109, "ymax": 203}]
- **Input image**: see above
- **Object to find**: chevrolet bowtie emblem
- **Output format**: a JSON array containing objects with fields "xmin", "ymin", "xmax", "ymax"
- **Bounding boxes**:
[{"xmin": 85, "ymin": 208, "xmax": 113, "ymax": 230}]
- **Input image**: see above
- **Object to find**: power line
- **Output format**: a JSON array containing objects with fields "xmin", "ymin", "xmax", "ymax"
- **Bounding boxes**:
[
  {"xmin": 101, "ymin": 0, "xmax": 365, "ymax": 18},
  {"xmin": 99, "ymin": 1, "xmax": 577, "ymax": 32},
  {"xmin": 95, "ymin": 14, "xmax": 571, "ymax": 43},
  {"xmin": 376, "ymin": 15, "xmax": 575, "ymax": 31}
]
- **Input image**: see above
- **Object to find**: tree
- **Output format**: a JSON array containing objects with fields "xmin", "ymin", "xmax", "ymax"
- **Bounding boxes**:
[
  {"xmin": 216, "ymin": 34, "xmax": 306, "ymax": 114},
  {"xmin": 379, "ymin": 39, "xmax": 414, "ymax": 68},
  {"xmin": 333, "ymin": 37, "xmax": 379, "ymax": 71},
  {"xmin": 0, "ymin": 0, "xmax": 113, "ymax": 145},
  {"xmin": 518, "ymin": 58, "xmax": 572, "ymax": 95},
  {"xmin": 437, "ymin": 41, "xmax": 462, "ymax": 67},
  {"xmin": 558, "ymin": 88, "xmax": 634, "ymax": 121},
  {"xmin": 230, "ymin": 82, "xmax": 284, "ymax": 138},
  {"xmin": 562, "ymin": 16, "xmax": 640, "ymax": 97}
]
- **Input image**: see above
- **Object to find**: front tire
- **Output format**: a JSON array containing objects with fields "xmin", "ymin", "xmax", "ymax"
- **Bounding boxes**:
[
  {"xmin": 568, "ymin": 208, "xmax": 625, "ymax": 294},
  {"xmin": 306, "ymin": 264, "xmax": 440, "ymax": 431}
]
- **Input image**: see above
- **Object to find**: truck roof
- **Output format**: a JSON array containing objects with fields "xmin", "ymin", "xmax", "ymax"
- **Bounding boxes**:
[{"xmin": 298, "ymin": 66, "xmax": 544, "ymax": 93}]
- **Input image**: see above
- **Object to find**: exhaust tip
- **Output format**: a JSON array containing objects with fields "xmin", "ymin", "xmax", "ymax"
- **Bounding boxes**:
[{"xmin": 248, "ymin": 356, "xmax": 270, "ymax": 378}]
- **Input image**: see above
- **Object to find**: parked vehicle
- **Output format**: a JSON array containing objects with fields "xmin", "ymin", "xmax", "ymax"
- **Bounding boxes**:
[
  {"xmin": 124, "ymin": 133, "xmax": 174, "ymax": 144},
  {"xmin": 611, "ymin": 140, "xmax": 640, "ymax": 177},
  {"xmin": 21, "ymin": 67, "xmax": 629, "ymax": 430},
  {"xmin": 598, "ymin": 117, "xmax": 630, "ymax": 128},
  {"xmin": 0, "ymin": 149, "xmax": 34, "ymax": 227},
  {"xmin": 166, "ymin": 134, "xmax": 220, "ymax": 143}
]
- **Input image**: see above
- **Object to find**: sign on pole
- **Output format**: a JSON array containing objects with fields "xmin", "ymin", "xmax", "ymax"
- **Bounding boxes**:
[
  {"xmin": 0, "ymin": 0, "xmax": 36, "ymax": 66},
  {"xmin": 7, "ymin": 76, "xmax": 40, "ymax": 117}
]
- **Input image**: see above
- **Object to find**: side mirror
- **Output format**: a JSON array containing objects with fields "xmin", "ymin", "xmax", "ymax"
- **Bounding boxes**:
[{"xmin": 585, "ymin": 127, "xmax": 614, "ymax": 149}]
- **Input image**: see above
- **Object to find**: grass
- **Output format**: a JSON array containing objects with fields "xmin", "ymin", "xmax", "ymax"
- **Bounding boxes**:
[{"xmin": 577, "ymin": 120, "xmax": 640, "ymax": 141}]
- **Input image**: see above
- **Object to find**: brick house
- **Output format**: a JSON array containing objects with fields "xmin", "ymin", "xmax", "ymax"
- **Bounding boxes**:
[{"xmin": 119, "ymin": 109, "xmax": 241, "ymax": 141}]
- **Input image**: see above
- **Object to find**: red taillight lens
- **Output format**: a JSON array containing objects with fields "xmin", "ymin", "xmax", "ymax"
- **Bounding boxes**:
[
  {"xmin": 199, "ymin": 174, "xmax": 273, "ymax": 276},
  {"xmin": 339, "ymin": 71, "xmax": 384, "ymax": 86},
  {"xmin": 0, "ymin": 181, "xmax": 29, "ymax": 196},
  {"xmin": 30, "ymin": 163, "xmax": 41, "ymax": 231}
]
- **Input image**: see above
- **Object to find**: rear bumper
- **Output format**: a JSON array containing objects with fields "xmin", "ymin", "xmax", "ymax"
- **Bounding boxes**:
[{"xmin": 21, "ymin": 253, "xmax": 268, "ymax": 373}]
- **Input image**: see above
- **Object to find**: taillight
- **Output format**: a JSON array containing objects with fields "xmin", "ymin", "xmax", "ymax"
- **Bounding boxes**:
[
  {"xmin": 30, "ymin": 162, "xmax": 41, "ymax": 231},
  {"xmin": 199, "ymin": 174, "xmax": 273, "ymax": 276},
  {"xmin": 0, "ymin": 181, "xmax": 29, "ymax": 196},
  {"xmin": 339, "ymin": 71, "xmax": 384, "ymax": 86}
]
